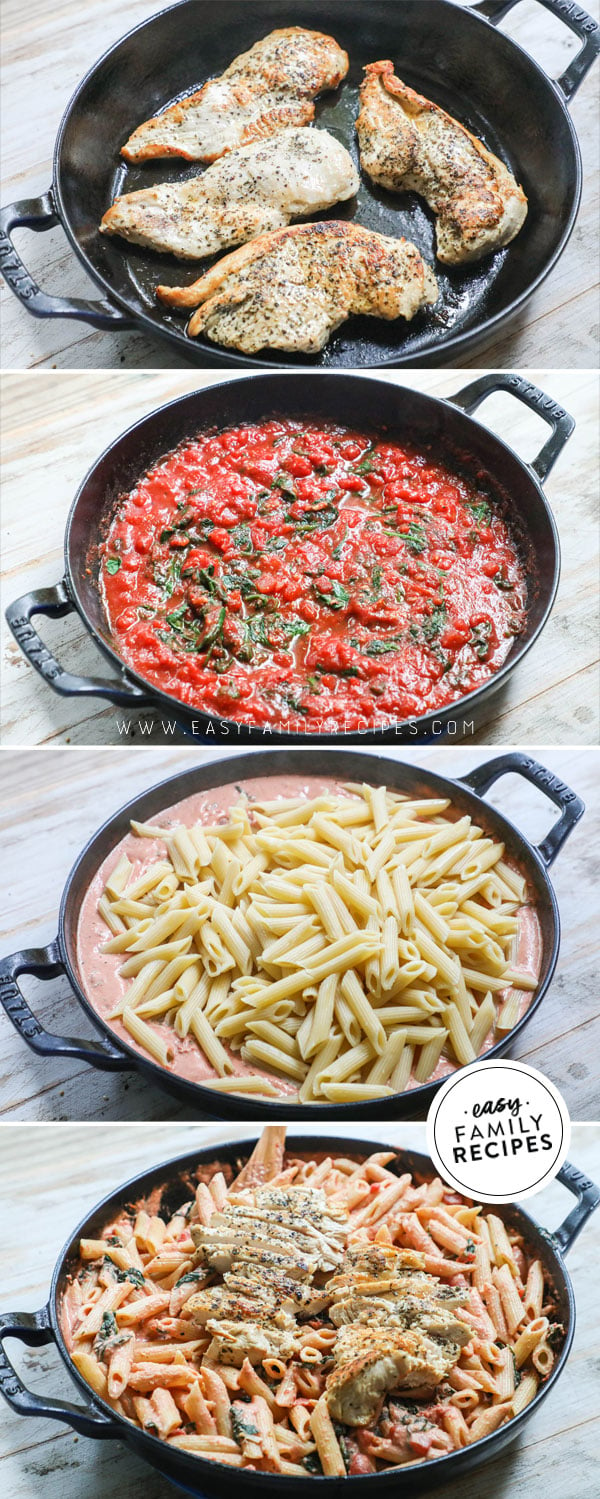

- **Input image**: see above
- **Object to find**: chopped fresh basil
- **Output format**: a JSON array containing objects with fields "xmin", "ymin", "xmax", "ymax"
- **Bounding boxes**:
[
  {"xmin": 165, "ymin": 604, "xmax": 190, "ymax": 632},
  {"xmin": 272, "ymin": 474, "xmax": 296, "ymax": 500},
  {"xmin": 230, "ymin": 523, "xmax": 253, "ymax": 553},
  {"xmin": 231, "ymin": 1406, "xmax": 259, "ymax": 1444},
  {"xmin": 104, "ymin": 556, "xmax": 121, "ymax": 575},
  {"xmin": 332, "ymin": 524, "xmax": 348, "ymax": 559},
  {"xmin": 365, "ymin": 637, "xmax": 402, "ymax": 657},
  {"xmin": 312, "ymin": 580, "xmax": 350, "ymax": 610},
  {"xmin": 468, "ymin": 499, "xmax": 491, "ymax": 525},
  {"xmin": 292, "ymin": 504, "xmax": 339, "ymax": 533},
  {"xmin": 97, "ymin": 1312, "xmax": 118, "ymax": 1343},
  {"xmin": 354, "ymin": 454, "xmax": 375, "ymax": 475},
  {"xmin": 303, "ymin": 1453, "xmax": 324, "ymax": 1475},
  {"xmin": 399, "ymin": 522, "xmax": 427, "ymax": 555},
  {"xmin": 493, "ymin": 568, "xmax": 514, "ymax": 590},
  {"xmin": 115, "ymin": 1267, "xmax": 145, "ymax": 1287},
  {"xmin": 421, "ymin": 603, "xmax": 447, "ymax": 642},
  {"xmin": 470, "ymin": 619, "xmax": 493, "ymax": 659}
]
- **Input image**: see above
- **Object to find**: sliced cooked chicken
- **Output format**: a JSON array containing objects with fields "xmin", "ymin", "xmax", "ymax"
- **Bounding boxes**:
[
  {"xmin": 192, "ymin": 1222, "xmax": 318, "ymax": 1275},
  {"xmin": 326, "ymin": 1244, "xmax": 433, "ymax": 1299},
  {"xmin": 156, "ymin": 221, "xmax": 438, "ymax": 352},
  {"xmin": 225, "ymin": 1264, "xmax": 330, "ymax": 1317},
  {"xmin": 325, "ymin": 1240, "xmax": 471, "ymax": 1425},
  {"xmin": 121, "ymin": 28, "xmax": 349, "ymax": 163},
  {"xmin": 101, "ymin": 129, "xmax": 359, "ymax": 260},
  {"xmin": 192, "ymin": 1188, "xmax": 346, "ymax": 1275},
  {"xmin": 357, "ymin": 61, "xmax": 527, "ymax": 264},
  {"xmin": 326, "ymin": 1324, "xmax": 463, "ymax": 1426},
  {"xmin": 205, "ymin": 1316, "xmax": 300, "ymax": 1367},
  {"xmin": 185, "ymin": 1284, "xmax": 280, "ymax": 1326},
  {"xmin": 330, "ymin": 1293, "xmax": 471, "ymax": 1346}
]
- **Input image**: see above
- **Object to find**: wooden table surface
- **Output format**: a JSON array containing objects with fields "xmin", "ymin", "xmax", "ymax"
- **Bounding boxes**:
[
  {"xmin": 1, "ymin": 743, "xmax": 598, "ymax": 1121},
  {"xmin": 0, "ymin": 0, "xmax": 598, "ymax": 371},
  {"xmin": 2, "ymin": 366, "xmax": 598, "ymax": 747},
  {"xmin": 0, "ymin": 1120, "xmax": 598, "ymax": 1498}
]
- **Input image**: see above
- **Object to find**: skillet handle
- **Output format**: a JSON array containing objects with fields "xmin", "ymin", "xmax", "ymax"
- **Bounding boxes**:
[
  {"xmin": 553, "ymin": 1161, "xmax": 600, "ymax": 1253},
  {"xmin": 458, "ymin": 751, "xmax": 584, "ymax": 867},
  {"xmin": 472, "ymin": 0, "xmax": 600, "ymax": 98},
  {"xmin": 0, "ymin": 1307, "xmax": 120, "ymax": 1436},
  {"xmin": 5, "ymin": 580, "xmax": 152, "ymax": 706},
  {"xmin": 449, "ymin": 372, "xmax": 575, "ymax": 482},
  {"xmin": 0, "ymin": 943, "xmax": 130, "ymax": 1070},
  {"xmin": 0, "ymin": 192, "xmax": 133, "ymax": 327}
]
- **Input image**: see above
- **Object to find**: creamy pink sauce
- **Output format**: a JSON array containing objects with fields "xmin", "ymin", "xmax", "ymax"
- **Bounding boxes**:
[{"xmin": 75, "ymin": 775, "xmax": 542, "ymax": 1101}]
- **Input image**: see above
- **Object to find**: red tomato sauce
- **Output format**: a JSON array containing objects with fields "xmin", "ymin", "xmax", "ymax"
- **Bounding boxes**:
[{"xmin": 101, "ymin": 419, "xmax": 527, "ymax": 731}]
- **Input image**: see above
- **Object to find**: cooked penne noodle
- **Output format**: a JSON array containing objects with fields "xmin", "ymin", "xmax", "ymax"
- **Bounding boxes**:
[{"xmin": 88, "ymin": 780, "xmax": 538, "ymax": 1102}]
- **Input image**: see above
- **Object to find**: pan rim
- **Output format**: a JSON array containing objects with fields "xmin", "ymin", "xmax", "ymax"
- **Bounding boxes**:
[
  {"xmin": 62, "ymin": 370, "xmax": 562, "ymax": 741},
  {"xmin": 47, "ymin": 1130, "xmax": 576, "ymax": 1487},
  {"xmin": 49, "ymin": 0, "xmax": 583, "ymax": 368},
  {"xmin": 55, "ymin": 746, "xmax": 562, "ymax": 1117}
]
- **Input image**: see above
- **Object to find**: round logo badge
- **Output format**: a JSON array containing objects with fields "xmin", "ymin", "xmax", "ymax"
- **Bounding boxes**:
[{"xmin": 426, "ymin": 1060, "xmax": 571, "ymax": 1203}]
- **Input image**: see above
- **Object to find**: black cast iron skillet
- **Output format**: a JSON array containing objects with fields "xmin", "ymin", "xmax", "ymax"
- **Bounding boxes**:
[
  {"xmin": 0, "ymin": 1134, "xmax": 598, "ymax": 1496},
  {"xmin": 1, "ymin": 0, "xmax": 599, "ymax": 368},
  {"xmin": 0, "ymin": 748, "xmax": 584, "ymax": 1121},
  {"xmin": 4, "ymin": 371, "xmax": 575, "ymax": 744}
]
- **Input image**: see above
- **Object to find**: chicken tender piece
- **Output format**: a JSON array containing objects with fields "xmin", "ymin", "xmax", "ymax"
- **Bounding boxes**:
[
  {"xmin": 122, "ymin": 28, "xmax": 349, "ymax": 163},
  {"xmin": 157, "ymin": 221, "xmax": 438, "ymax": 352},
  {"xmin": 357, "ymin": 61, "xmax": 527, "ymax": 264},
  {"xmin": 101, "ymin": 129, "xmax": 359, "ymax": 260}
]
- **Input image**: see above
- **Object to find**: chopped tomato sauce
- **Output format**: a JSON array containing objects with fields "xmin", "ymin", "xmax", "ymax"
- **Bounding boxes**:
[{"xmin": 101, "ymin": 419, "xmax": 527, "ymax": 731}]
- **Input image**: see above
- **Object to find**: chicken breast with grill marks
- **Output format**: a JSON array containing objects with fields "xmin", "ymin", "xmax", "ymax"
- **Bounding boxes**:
[
  {"xmin": 122, "ymin": 28, "xmax": 349, "ymax": 163},
  {"xmin": 157, "ymin": 221, "xmax": 438, "ymax": 352},
  {"xmin": 326, "ymin": 1324, "xmax": 463, "ymax": 1426},
  {"xmin": 357, "ymin": 61, "xmax": 527, "ymax": 264},
  {"xmin": 101, "ymin": 129, "xmax": 359, "ymax": 261}
]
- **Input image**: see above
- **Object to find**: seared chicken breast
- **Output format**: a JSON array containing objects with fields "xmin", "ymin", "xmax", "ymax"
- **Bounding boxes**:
[
  {"xmin": 205, "ymin": 1316, "xmax": 300, "ymax": 1367},
  {"xmin": 101, "ymin": 129, "xmax": 359, "ymax": 260},
  {"xmin": 330, "ymin": 1293, "xmax": 471, "ymax": 1344},
  {"xmin": 357, "ymin": 61, "xmax": 527, "ymax": 264},
  {"xmin": 192, "ymin": 1186, "xmax": 346, "ymax": 1274},
  {"xmin": 326, "ymin": 1324, "xmax": 463, "ymax": 1425},
  {"xmin": 157, "ymin": 221, "xmax": 438, "ymax": 352},
  {"xmin": 189, "ymin": 1184, "xmax": 347, "ymax": 1366},
  {"xmin": 122, "ymin": 28, "xmax": 349, "ymax": 163},
  {"xmin": 325, "ymin": 1242, "xmax": 471, "ymax": 1425}
]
